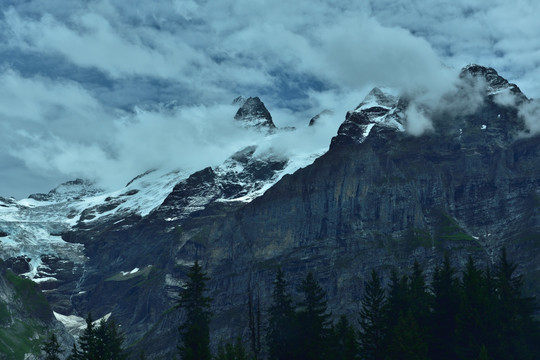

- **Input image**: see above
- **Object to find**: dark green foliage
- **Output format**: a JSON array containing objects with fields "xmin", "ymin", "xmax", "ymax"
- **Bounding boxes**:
[
  {"xmin": 386, "ymin": 311, "xmax": 429, "ymax": 360},
  {"xmin": 358, "ymin": 270, "xmax": 385, "ymax": 360},
  {"xmin": 328, "ymin": 315, "xmax": 358, "ymax": 360},
  {"xmin": 430, "ymin": 255, "xmax": 460, "ymax": 360},
  {"xmin": 295, "ymin": 272, "xmax": 331, "ymax": 360},
  {"xmin": 178, "ymin": 260, "xmax": 213, "ymax": 360},
  {"xmin": 407, "ymin": 260, "xmax": 431, "ymax": 335},
  {"xmin": 67, "ymin": 313, "xmax": 127, "ymax": 360},
  {"xmin": 5, "ymin": 270, "xmax": 51, "ymax": 321},
  {"xmin": 78, "ymin": 313, "xmax": 96, "ymax": 359},
  {"xmin": 359, "ymin": 250, "xmax": 539, "ymax": 360},
  {"xmin": 94, "ymin": 319, "xmax": 128, "ymax": 359},
  {"xmin": 490, "ymin": 248, "xmax": 540, "ymax": 360},
  {"xmin": 383, "ymin": 263, "xmax": 430, "ymax": 360},
  {"xmin": 478, "ymin": 344, "xmax": 489, "ymax": 360},
  {"xmin": 266, "ymin": 268, "xmax": 295, "ymax": 360},
  {"xmin": 41, "ymin": 333, "xmax": 62, "ymax": 360},
  {"xmin": 67, "ymin": 343, "xmax": 82, "ymax": 360},
  {"xmin": 455, "ymin": 257, "xmax": 495, "ymax": 359},
  {"xmin": 42, "ymin": 250, "xmax": 539, "ymax": 360},
  {"xmin": 384, "ymin": 270, "xmax": 409, "ymax": 331},
  {"xmin": 214, "ymin": 338, "xmax": 249, "ymax": 360}
]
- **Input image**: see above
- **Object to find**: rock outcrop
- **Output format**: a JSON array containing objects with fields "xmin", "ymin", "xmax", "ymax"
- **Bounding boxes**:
[
  {"xmin": 234, "ymin": 97, "xmax": 276, "ymax": 129},
  {"xmin": 0, "ymin": 67, "xmax": 538, "ymax": 359}
]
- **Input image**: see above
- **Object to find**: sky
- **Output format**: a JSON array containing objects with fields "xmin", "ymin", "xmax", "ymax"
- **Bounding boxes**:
[{"xmin": 0, "ymin": 0, "xmax": 539, "ymax": 199}]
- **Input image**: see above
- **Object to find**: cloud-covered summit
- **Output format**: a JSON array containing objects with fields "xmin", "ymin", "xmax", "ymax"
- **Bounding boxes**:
[{"xmin": 0, "ymin": 0, "xmax": 538, "ymax": 198}]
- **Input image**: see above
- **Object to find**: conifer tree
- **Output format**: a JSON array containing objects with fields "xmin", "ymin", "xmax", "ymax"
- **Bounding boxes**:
[
  {"xmin": 408, "ymin": 260, "xmax": 431, "ymax": 318},
  {"xmin": 408, "ymin": 260, "xmax": 431, "ymax": 341},
  {"xmin": 266, "ymin": 268, "xmax": 295, "ymax": 360},
  {"xmin": 67, "ymin": 314, "xmax": 127, "ymax": 360},
  {"xmin": 328, "ymin": 315, "xmax": 358, "ymax": 360},
  {"xmin": 94, "ymin": 318, "xmax": 128, "ymax": 360},
  {"xmin": 295, "ymin": 272, "xmax": 331, "ymax": 360},
  {"xmin": 456, "ymin": 257, "xmax": 494, "ymax": 360},
  {"xmin": 384, "ymin": 267, "xmax": 429, "ymax": 360},
  {"xmin": 386, "ymin": 311, "xmax": 429, "ymax": 360},
  {"xmin": 215, "ymin": 337, "xmax": 249, "ymax": 360},
  {"xmin": 358, "ymin": 270, "xmax": 386, "ymax": 360},
  {"xmin": 41, "ymin": 333, "xmax": 62, "ymax": 360},
  {"xmin": 430, "ymin": 255, "xmax": 459, "ymax": 360},
  {"xmin": 385, "ymin": 270, "xmax": 409, "ymax": 323},
  {"xmin": 492, "ymin": 248, "xmax": 539, "ymax": 360},
  {"xmin": 178, "ymin": 260, "xmax": 213, "ymax": 360},
  {"xmin": 67, "ymin": 343, "xmax": 82, "ymax": 360},
  {"xmin": 78, "ymin": 313, "xmax": 97, "ymax": 360},
  {"xmin": 383, "ymin": 269, "xmax": 409, "ymax": 346}
]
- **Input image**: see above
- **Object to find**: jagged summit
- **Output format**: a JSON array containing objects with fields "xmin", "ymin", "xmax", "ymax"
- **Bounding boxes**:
[
  {"xmin": 355, "ymin": 87, "xmax": 400, "ymax": 111},
  {"xmin": 331, "ymin": 65, "xmax": 531, "ymax": 148},
  {"xmin": 234, "ymin": 96, "xmax": 275, "ymax": 129},
  {"xmin": 331, "ymin": 87, "xmax": 405, "ymax": 147},
  {"xmin": 461, "ymin": 64, "xmax": 526, "ymax": 100}
]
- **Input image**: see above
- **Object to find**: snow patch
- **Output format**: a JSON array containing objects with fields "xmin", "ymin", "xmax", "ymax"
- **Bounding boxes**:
[
  {"xmin": 121, "ymin": 267, "xmax": 140, "ymax": 276},
  {"xmin": 54, "ymin": 311, "xmax": 86, "ymax": 335},
  {"xmin": 53, "ymin": 311, "xmax": 113, "ymax": 338}
]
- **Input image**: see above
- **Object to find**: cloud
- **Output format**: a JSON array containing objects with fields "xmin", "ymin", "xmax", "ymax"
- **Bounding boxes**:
[
  {"xmin": 405, "ymin": 103, "xmax": 434, "ymax": 136},
  {"xmin": 367, "ymin": 0, "xmax": 540, "ymax": 98},
  {"xmin": 2, "ymin": 74, "xmax": 265, "ymax": 192},
  {"xmin": 1, "ymin": 0, "xmax": 539, "ymax": 198},
  {"xmin": 4, "ymin": 9, "xmax": 209, "ymax": 80},
  {"xmin": 518, "ymin": 100, "xmax": 540, "ymax": 136}
]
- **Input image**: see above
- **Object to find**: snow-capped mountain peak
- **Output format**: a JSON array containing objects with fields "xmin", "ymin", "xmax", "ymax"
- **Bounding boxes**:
[
  {"xmin": 0, "ymin": 96, "xmax": 327, "ymax": 283},
  {"xmin": 234, "ymin": 96, "xmax": 276, "ymax": 129},
  {"xmin": 461, "ymin": 64, "xmax": 526, "ymax": 99}
]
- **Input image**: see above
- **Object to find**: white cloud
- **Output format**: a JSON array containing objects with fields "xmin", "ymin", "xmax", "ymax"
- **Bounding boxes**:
[
  {"xmin": 4, "ymin": 9, "xmax": 208, "ymax": 80},
  {"xmin": 366, "ymin": 0, "xmax": 540, "ymax": 98},
  {"xmin": 493, "ymin": 90, "xmax": 518, "ymax": 107},
  {"xmin": 1, "ymin": 0, "xmax": 539, "ymax": 198},
  {"xmin": 405, "ymin": 103, "xmax": 434, "ymax": 136},
  {"xmin": 518, "ymin": 100, "xmax": 540, "ymax": 135}
]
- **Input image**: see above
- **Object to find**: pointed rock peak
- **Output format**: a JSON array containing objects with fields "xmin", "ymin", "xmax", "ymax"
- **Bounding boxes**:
[
  {"xmin": 309, "ymin": 109, "xmax": 333, "ymax": 126},
  {"xmin": 234, "ymin": 96, "xmax": 275, "ymax": 129},
  {"xmin": 461, "ymin": 64, "xmax": 524, "ymax": 97},
  {"xmin": 355, "ymin": 87, "xmax": 399, "ymax": 112}
]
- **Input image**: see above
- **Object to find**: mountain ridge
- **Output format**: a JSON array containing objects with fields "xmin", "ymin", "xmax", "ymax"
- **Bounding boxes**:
[{"xmin": 0, "ymin": 64, "xmax": 538, "ymax": 359}]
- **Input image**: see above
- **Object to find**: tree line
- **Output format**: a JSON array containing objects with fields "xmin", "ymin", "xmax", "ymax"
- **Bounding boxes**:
[
  {"xmin": 42, "ymin": 248, "xmax": 540, "ymax": 359},
  {"xmin": 180, "ymin": 249, "xmax": 540, "ymax": 360}
]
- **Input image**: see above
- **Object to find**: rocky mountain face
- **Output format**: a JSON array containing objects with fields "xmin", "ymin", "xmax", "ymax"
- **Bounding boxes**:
[
  {"xmin": 0, "ymin": 65, "xmax": 538, "ymax": 359},
  {"xmin": 0, "ymin": 259, "xmax": 72, "ymax": 359},
  {"xmin": 234, "ymin": 96, "xmax": 276, "ymax": 129}
]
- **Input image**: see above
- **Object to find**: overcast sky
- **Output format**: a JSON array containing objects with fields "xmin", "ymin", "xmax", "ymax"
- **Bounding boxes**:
[{"xmin": 1, "ymin": 0, "xmax": 539, "ymax": 199}]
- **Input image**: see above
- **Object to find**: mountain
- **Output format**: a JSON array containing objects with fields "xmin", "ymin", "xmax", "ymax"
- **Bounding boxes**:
[
  {"xmin": 0, "ymin": 65, "xmax": 538, "ymax": 359},
  {"xmin": 0, "ymin": 258, "xmax": 73, "ymax": 358},
  {"xmin": 234, "ymin": 96, "xmax": 276, "ymax": 129},
  {"xmin": 0, "ymin": 95, "xmax": 323, "ymax": 358}
]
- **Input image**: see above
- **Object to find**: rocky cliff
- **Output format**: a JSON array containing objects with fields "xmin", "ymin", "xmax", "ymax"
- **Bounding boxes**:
[
  {"xmin": 0, "ymin": 65, "xmax": 538, "ymax": 359},
  {"xmin": 0, "ymin": 259, "xmax": 72, "ymax": 359},
  {"xmin": 131, "ymin": 66, "xmax": 540, "ymax": 357}
]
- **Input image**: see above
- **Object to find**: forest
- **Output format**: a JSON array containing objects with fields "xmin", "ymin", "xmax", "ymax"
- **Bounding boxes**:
[{"xmin": 41, "ymin": 249, "xmax": 540, "ymax": 360}]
